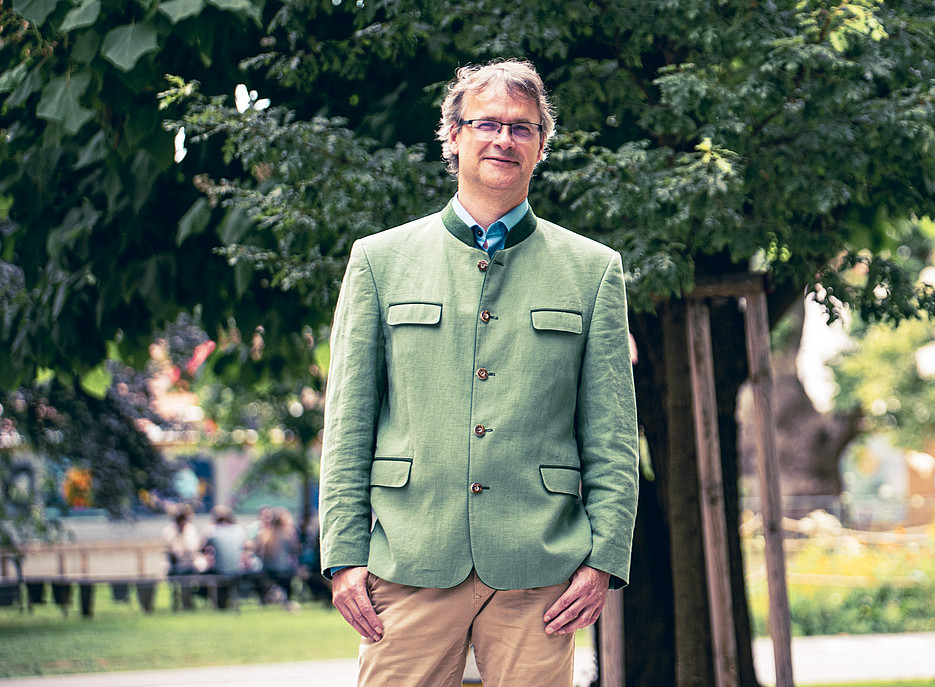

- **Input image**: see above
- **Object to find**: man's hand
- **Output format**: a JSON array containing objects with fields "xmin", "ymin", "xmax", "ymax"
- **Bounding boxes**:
[
  {"xmin": 543, "ymin": 565, "xmax": 611, "ymax": 635},
  {"xmin": 331, "ymin": 566, "xmax": 384, "ymax": 642}
]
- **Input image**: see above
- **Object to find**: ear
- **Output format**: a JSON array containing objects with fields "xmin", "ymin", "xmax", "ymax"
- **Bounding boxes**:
[{"xmin": 448, "ymin": 124, "xmax": 460, "ymax": 156}]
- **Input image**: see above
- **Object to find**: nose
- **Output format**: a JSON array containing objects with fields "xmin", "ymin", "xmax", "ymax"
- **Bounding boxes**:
[{"xmin": 493, "ymin": 124, "xmax": 515, "ymax": 148}]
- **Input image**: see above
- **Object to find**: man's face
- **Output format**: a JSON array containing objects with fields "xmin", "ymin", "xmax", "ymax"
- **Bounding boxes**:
[{"xmin": 448, "ymin": 87, "xmax": 545, "ymax": 204}]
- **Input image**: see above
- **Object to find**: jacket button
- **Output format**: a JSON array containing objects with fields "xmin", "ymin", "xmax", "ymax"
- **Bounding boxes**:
[
  {"xmin": 471, "ymin": 482, "xmax": 484, "ymax": 494},
  {"xmin": 480, "ymin": 310, "xmax": 491, "ymax": 323},
  {"xmin": 477, "ymin": 260, "xmax": 489, "ymax": 271},
  {"xmin": 474, "ymin": 424, "xmax": 486, "ymax": 437},
  {"xmin": 476, "ymin": 368, "xmax": 489, "ymax": 380}
]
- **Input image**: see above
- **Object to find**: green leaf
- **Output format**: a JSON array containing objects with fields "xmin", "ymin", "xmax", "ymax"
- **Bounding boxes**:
[
  {"xmin": 72, "ymin": 30, "xmax": 101, "ymax": 63},
  {"xmin": 74, "ymin": 130, "xmax": 108, "ymax": 170},
  {"xmin": 11, "ymin": 0, "xmax": 59, "ymax": 26},
  {"xmin": 36, "ymin": 72, "xmax": 94, "ymax": 135},
  {"xmin": 206, "ymin": 0, "xmax": 259, "ymax": 21},
  {"xmin": 4, "ymin": 66, "xmax": 42, "ymax": 109},
  {"xmin": 158, "ymin": 0, "xmax": 204, "ymax": 24},
  {"xmin": 0, "ymin": 64, "xmax": 28, "ymax": 94},
  {"xmin": 177, "ymin": 198, "xmax": 211, "ymax": 245},
  {"xmin": 101, "ymin": 23, "xmax": 159, "ymax": 72},
  {"xmin": 59, "ymin": 0, "xmax": 100, "ymax": 32},
  {"xmin": 79, "ymin": 362, "xmax": 112, "ymax": 400},
  {"xmin": 129, "ymin": 150, "xmax": 159, "ymax": 213},
  {"xmin": 218, "ymin": 204, "xmax": 252, "ymax": 244},
  {"xmin": 234, "ymin": 259, "xmax": 252, "ymax": 298}
]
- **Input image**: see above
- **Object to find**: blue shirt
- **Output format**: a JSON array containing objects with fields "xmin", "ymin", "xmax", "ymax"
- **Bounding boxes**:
[{"xmin": 452, "ymin": 195, "xmax": 529, "ymax": 254}]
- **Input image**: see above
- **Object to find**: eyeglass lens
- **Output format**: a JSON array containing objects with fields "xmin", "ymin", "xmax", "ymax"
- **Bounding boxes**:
[{"xmin": 468, "ymin": 120, "xmax": 539, "ymax": 141}]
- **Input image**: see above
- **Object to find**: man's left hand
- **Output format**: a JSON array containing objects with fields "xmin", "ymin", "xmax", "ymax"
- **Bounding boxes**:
[{"xmin": 543, "ymin": 564, "xmax": 611, "ymax": 635}]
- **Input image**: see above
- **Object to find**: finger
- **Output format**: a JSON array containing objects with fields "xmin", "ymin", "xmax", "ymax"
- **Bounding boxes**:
[
  {"xmin": 353, "ymin": 590, "xmax": 384, "ymax": 640},
  {"xmin": 543, "ymin": 587, "xmax": 575, "ymax": 625},
  {"xmin": 547, "ymin": 601, "xmax": 603, "ymax": 635},
  {"xmin": 336, "ymin": 592, "xmax": 383, "ymax": 641}
]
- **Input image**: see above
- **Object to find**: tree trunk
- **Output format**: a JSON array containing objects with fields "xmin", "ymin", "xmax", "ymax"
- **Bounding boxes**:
[{"xmin": 625, "ymin": 298, "xmax": 761, "ymax": 687}]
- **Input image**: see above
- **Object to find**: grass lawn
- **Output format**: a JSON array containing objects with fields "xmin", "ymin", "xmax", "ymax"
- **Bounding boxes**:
[{"xmin": 0, "ymin": 582, "xmax": 360, "ymax": 678}]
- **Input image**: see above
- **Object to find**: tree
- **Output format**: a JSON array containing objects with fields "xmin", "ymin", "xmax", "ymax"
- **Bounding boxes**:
[{"xmin": 5, "ymin": 0, "xmax": 935, "ymax": 684}]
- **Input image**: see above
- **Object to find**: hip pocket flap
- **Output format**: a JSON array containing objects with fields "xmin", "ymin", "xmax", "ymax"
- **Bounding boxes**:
[
  {"xmin": 531, "ymin": 309, "xmax": 583, "ymax": 334},
  {"xmin": 539, "ymin": 466, "xmax": 581, "ymax": 497},
  {"xmin": 387, "ymin": 302, "xmax": 442, "ymax": 326},
  {"xmin": 370, "ymin": 458, "xmax": 412, "ymax": 488}
]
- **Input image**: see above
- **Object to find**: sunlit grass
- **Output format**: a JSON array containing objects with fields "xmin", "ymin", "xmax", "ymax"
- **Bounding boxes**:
[
  {"xmin": 0, "ymin": 582, "xmax": 358, "ymax": 678},
  {"xmin": 745, "ymin": 522, "xmax": 935, "ymax": 637}
]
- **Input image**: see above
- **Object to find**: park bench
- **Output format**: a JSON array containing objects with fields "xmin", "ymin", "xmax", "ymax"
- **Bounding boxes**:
[{"xmin": 1, "ymin": 539, "xmax": 253, "ymax": 616}]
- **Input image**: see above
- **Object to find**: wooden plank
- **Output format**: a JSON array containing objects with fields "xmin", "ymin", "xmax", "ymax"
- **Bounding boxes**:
[
  {"xmin": 686, "ymin": 302, "xmax": 739, "ymax": 687},
  {"xmin": 690, "ymin": 274, "xmax": 765, "ymax": 299},
  {"xmin": 599, "ymin": 589, "xmax": 625, "ymax": 687},
  {"xmin": 743, "ymin": 290, "xmax": 795, "ymax": 687},
  {"xmin": 663, "ymin": 300, "xmax": 714, "ymax": 685}
]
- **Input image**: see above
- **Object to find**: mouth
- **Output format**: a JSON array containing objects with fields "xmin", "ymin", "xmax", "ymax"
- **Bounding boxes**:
[{"xmin": 483, "ymin": 156, "xmax": 519, "ymax": 165}]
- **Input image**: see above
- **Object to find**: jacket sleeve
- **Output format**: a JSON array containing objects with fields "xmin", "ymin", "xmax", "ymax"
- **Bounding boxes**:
[
  {"xmin": 576, "ymin": 251, "xmax": 639, "ymax": 588},
  {"xmin": 318, "ymin": 240, "xmax": 387, "ymax": 575}
]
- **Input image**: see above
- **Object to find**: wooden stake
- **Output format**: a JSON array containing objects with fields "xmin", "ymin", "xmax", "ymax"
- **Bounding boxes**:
[
  {"xmin": 687, "ymin": 301, "xmax": 739, "ymax": 687},
  {"xmin": 599, "ymin": 589, "xmax": 626, "ymax": 687},
  {"xmin": 743, "ymin": 289, "xmax": 795, "ymax": 687}
]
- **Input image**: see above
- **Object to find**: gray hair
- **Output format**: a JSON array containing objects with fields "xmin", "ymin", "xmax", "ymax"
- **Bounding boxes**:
[{"xmin": 436, "ymin": 59, "xmax": 556, "ymax": 175}]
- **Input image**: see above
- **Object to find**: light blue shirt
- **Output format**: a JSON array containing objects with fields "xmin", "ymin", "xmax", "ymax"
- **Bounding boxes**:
[{"xmin": 452, "ymin": 195, "xmax": 530, "ymax": 254}]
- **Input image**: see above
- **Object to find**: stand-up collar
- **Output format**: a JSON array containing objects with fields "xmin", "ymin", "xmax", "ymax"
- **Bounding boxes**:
[{"xmin": 441, "ymin": 199, "xmax": 538, "ymax": 250}]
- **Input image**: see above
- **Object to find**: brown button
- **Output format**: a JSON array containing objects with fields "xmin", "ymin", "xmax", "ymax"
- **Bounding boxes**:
[
  {"xmin": 477, "ymin": 260, "xmax": 489, "ymax": 272},
  {"xmin": 480, "ymin": 310, "xmax": 491, "ymax": 323},
  {"xmin": 476, "ymin": 368, "xmax": 489, "ymax": 380},
  {"xmin": 471, "ymin": 482, "xmax": 484, "ymax": 494},
  {"xmin": 474, "ymin": 424, "xmax": 486, "ymax": 437}
]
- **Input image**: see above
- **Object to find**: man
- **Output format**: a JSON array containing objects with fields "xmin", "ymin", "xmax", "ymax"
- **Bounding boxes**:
[{"xmin": 319, "ymin": 59, "xmax": 639, "ymax": 687}]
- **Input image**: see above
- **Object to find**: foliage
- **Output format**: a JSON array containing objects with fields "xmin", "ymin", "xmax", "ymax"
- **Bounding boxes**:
[
  {"xmin": 830, "ymin": 317, "xmax": 935, "ymax": 450},
  {"xmin": 159, "ymin": 76, "xmax": 447, "ymax": 339},
  {"xmin": 826, "ymin": 217, "xmax": 935, "ymax": 450},
  {"xmin": 166, "ymin": 0, "xmax": 935, "ymax": 321},
  {"xmin": 0, "ymin": 0, "xmax": 266, "ymax": 389}
]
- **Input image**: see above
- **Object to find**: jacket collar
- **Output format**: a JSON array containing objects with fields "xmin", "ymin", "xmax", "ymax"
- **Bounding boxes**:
[{"xmin": 441, "ymin": 199, "xmax": 538, "ymax": 250}]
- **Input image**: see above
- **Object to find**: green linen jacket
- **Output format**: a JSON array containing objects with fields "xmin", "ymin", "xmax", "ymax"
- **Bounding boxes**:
[{"xmin": 319, "ymin": 201, "xmax": 639, "ymax": 591}]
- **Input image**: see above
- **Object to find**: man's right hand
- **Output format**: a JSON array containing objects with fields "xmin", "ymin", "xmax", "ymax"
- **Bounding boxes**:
[{"xmin": 331, "ymin": 566, "xmax": 384, "ymax": 642}]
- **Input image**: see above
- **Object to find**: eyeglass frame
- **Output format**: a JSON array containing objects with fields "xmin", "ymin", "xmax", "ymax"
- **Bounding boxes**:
[{"xmin": 459, "ymin": 119, "xmax": 544, "ymax": 141}]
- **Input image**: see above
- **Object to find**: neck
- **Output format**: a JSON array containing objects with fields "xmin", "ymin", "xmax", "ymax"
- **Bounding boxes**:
[{"xmin": 457, "ymin": 188, "xmax": 527, "ymax": 229}]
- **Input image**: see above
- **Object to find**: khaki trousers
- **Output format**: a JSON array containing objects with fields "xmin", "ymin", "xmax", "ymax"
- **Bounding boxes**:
[{"xmin": 358, "ymin": 570, "xmax": 575, "ymax": 687}]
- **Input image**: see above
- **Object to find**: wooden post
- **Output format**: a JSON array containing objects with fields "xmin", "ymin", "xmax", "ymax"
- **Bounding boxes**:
[
  {"xmin": 743, "ymin": 289, "xmax": 795, "ymax": 687},
  {"xmin": 599, "ymin": 589, "xmax": 625, "ymax": 687},
  {"xmin": 686, "ymin": 301, "xmax": 738, "ymax": 687}
]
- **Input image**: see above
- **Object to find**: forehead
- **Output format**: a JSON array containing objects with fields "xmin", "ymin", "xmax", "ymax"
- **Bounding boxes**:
[{"xmin": 462, "ymin": 86, "xmax": 539, "ymax": 121}]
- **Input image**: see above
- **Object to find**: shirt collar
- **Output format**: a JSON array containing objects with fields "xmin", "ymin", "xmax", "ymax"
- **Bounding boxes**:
[
  {"xmin": 441, "ymin": 198, "xmax": 538, "ymax": 250},
  {"xmin": 452, "ymin": 194, "xmax": 530, "ymax": 233}
]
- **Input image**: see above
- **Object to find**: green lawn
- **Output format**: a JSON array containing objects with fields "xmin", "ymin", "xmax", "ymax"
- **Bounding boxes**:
[{"xmin": 0, "ymin": 582, "xmax": 359, "ymax": 678}]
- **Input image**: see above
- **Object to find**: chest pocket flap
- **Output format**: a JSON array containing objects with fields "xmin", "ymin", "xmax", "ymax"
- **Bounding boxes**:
[
  {"xmin": 387, "ymin": 302, "xmax": 442, "ymax": 326},
  {"xmin": 531, "ymin": 309, "xmax": 583, "ymax": 334}
]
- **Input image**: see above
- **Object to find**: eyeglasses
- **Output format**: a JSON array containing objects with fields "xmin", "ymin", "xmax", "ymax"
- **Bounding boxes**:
[{"xmin": 460, "ymin": 119, "xmax": 543, "ymax": 142}]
